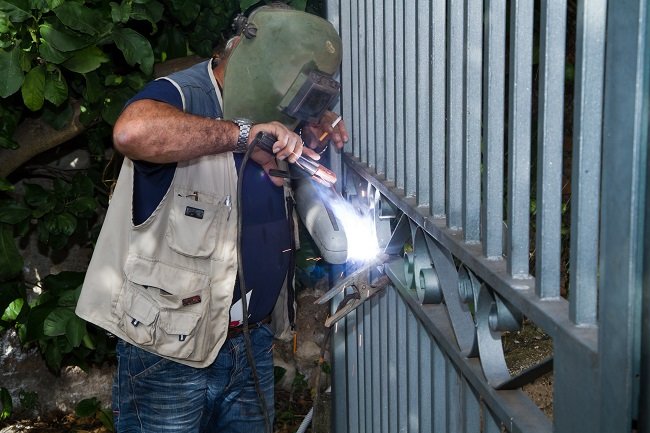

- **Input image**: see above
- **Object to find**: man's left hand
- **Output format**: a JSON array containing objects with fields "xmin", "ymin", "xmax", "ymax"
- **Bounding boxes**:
[{"xmin": 302, "ymin": 111, "xmax": 349, "ymax": 153}]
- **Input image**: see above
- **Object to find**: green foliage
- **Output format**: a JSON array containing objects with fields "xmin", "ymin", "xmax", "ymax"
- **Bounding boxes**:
[
  {"xmin": 76, "ymin": 397, "xmax": 114, "ymax": 432},
  {"xmin": 0, "ymin": 387, "xmax": 11, "ymax": 421},
  {"xmin": 18, "ymin": 390, "xmax": 39, "ymax": 412}
]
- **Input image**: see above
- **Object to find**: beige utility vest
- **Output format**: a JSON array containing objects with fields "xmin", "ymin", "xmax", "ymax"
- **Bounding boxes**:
[{"xmin": 76, "ymin": 152, "xmax": 239, "ymax": 368}]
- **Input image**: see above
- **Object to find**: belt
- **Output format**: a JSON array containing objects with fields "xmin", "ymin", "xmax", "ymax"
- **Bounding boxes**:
[{"xmin": 227, "ymin": 315, "xmax": 272, "ymax": 339}]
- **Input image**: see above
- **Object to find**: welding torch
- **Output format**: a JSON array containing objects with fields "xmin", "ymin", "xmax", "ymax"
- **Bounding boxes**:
[{"xmin": 251, "ymin": 131, "xmax": 337, "ymax": 187}]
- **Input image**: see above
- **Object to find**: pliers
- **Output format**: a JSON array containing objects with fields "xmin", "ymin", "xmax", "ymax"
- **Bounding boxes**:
[{"xmin": 315, "ymin": 254, "xmax": 391, "ymax": 327}]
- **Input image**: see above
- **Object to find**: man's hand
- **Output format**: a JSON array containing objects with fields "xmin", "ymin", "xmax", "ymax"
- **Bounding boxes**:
[
  {"xmin": 248, "ymin": 121, "xmax": 320, "ymax": 187},
  {"xmin": 301, "ymin": 110, "xmax": 349, "ymax": 152}
]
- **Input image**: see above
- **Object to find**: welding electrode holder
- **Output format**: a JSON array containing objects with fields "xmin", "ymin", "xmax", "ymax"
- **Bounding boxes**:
[{"xmin": 250, "ymin": 131, "xmax": 337, "ymax": 187}]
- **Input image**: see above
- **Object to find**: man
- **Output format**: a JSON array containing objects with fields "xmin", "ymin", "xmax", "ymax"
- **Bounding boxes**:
[{"xmin": 75, "ymin": 4, "xmax": 348, "ymax": 432}]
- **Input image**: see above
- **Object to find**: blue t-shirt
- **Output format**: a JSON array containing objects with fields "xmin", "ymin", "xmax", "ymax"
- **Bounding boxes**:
[{"xmin": 127, "ymin": 79, "xmax": 291, "ymax": 324}]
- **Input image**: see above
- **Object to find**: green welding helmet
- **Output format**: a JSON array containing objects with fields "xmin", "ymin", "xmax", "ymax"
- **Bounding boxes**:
[{"xmin": 222, "ymin": 8, "xmax": 343, "ymax": 129}]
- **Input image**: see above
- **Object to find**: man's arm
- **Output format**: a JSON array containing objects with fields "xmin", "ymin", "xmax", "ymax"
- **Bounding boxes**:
[{"xmin": 113, "ymin": 99, "xmax": 306, "ymax": 166}]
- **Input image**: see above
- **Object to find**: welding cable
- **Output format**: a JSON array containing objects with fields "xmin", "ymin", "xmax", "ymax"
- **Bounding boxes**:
[{"xmin": 236, "ymin": 140, "xmax": 272, "ymax": 433}]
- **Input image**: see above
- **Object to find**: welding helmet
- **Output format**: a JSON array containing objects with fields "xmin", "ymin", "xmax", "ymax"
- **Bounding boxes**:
[{"xmin": 222, "ymin": 7, "xmax": 343, "ymax": 129}]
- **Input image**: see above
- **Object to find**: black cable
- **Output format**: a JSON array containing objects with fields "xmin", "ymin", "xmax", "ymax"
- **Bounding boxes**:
[{"xmin": 236, "ymin": 142, "xmax": 272, "ymax": 433}]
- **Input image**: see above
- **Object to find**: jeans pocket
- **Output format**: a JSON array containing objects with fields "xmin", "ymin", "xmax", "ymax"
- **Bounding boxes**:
[{"xmin": 127, "ymin": 343, "xmax": 171, "ymax": 379}]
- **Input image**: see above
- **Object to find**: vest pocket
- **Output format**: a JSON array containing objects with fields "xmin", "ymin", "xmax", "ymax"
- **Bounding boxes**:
[
  {"xmin": 166, "ymin": 193, "xmax": 226, "ymax": 258},
  {"xmin": 117, "ymin": 258, "xmax": 211, "ymax": 360}
]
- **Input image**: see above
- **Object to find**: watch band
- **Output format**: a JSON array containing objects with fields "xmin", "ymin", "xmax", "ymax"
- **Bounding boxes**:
[{"xmin": 232, "ymin": 118, "xmax": 252, "ymax": 153}]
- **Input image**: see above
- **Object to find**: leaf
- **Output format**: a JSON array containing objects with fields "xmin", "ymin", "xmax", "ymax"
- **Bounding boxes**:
[
  {"xmin": 41, "ymin": 271, "xmax": 84, "ymax": 294},
  {"xmin": 0, "ymin": 201, "xmax": 31, "ymax": 224},
  {"xmin": 289, "ymin": 0, "xmax": 307, "ymax": 11},
  {"xmin": 53, "ymin": 2, "xmax": 102, "ymax": 35},
  {"xmin": 0, "ymin": 0, "xmax": 32, "ymax": 22},
  {"xmin": 44, "ymin": 0, "xmax": 65, "ymax": 10},
  {"xmin": 65, "ymin": 315, "xmax": 85, "ymax": 346},
  {"xmin": 22, "ymin": 64, "xmax": 45, "ymax": 111},
  {"xmin": 131, "ymin": 0, "xmax": 163, "ymax": 28},
  {"xmin": 43, "ymin": 70, "xmax": 68, "ymax": 105},
  {"xmin": 67, "ymin": 197, "xmax": 97, "ymax": 216},
  {"xmin": 0, "ymin": 387, "xmax": 12, "ymax": 421},
  {"xmin": 44, "ymin": 340, "xmax": 63, "ymax": 371},
  {"xmin": 110, "ymin": 1, "xmax": 131, "ymax": 23},
  {"xmin": 111, "ymin": 27, "xmax": 153, "ymax": 75},
  {"xmin": 169, "ymin": 0, "xmax": 199, "ymax": 26},
  {"xmin": 0, "ymin": 136, "xmax": 19, "ymax": 150},
  {"xmin": 24, "ymin": 183, "xmax": 50, "ymax": 207},
  {"xmin": 157, "ymin": 26, "xmax": 187, "ymax": 60},
  {"xmin": 2, "ymin": 297, "xmax": 24, "ymax": 322},
  {"xmin": 62, "ymin": 45, "xmax": 109, "ymax": 73},
  {"xmin": 239, "ymin": 0, "xmax": 261, "ymax": 12},
  {"xmin": 0, "ymin": 224, "xmax": 23, "ymax": 281},
  {"xmin": 0, "ymin": 47, "xmax": 24, "ymax": 97},
  {"xmin": 43, "ymin": 307, "xmax": 75, "ymax": 336},
  {"xmin": 75, "ymin": 397, "xmax": 99, "ymax": 418},
  {"xmin": 0, "ymin": 179, "xmax": 14, "ymax": 192},
  {"xmin": 38, "ymin": 39, "xmax": 70, "ymax": 64},
  {"xmin": 39, "ymin": 23, "xmax": 93, "ymax": 52}
]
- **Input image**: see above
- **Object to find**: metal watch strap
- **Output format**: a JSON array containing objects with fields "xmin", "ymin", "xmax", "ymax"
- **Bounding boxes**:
[{"xmin": 232, "ymin": 118, "xmax": 252, "ymax": 153}]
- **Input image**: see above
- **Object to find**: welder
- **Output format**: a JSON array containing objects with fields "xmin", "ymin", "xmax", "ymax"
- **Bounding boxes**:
[{"xmin": 75, "ymin": 3, "xmax": 348, "ymax": 432}]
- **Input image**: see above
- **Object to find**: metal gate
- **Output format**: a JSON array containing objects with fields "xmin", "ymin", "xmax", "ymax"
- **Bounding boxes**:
[{"xmin": 323, "ymin": 1, "xmax": 650, "ymax": 432}]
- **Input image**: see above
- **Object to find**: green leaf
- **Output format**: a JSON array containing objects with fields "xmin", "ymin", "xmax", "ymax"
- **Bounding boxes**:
[
  {"xmin": 22, "ymin": 64, "xmax": 46, "ymax": 111},
  {"xmin": 157, "ymin": 25, "xmax": 187, "ymax": 60},
  {"xmin": 0, "ymin": 0, "xmax": 32, "ymax": 22},
  {"xmin": 53, "ymin": 2, "xmax": 102, "ymax": 35},
  {"xmin": 75, "ymin": 397, "xmax": 99, "ymax": 417},
  {"xmin": 0, "ymin": 201, "xmax": 31, "ymax": 224},
  {"xmin": 0, "ymin": 224, "xmax": 22, "ymax": 281},
  {"xmin": 110, "ymin": 1, "xmax": 131, "ymax": 23},
  {"xmin": 0, "ymin": 387, "xmax": 12, "ymax": 421},
  {"xmin": 2, "ymin": 297, "xmax": 24, "ymax": 322},
  {"xmin": 53, "ymin": 212, "xmax": 77, "ymax": 235},
  {"xmin": 62, "ymin": 45, "xmax": 109, "ymax": 73},
  {"xmin": 239, "ymin": 0, "xmax": 261, "ymax": 11},
  {"xmin": 0, "ymin": 179, "xmax": 14, "ymax": 191},
  {"xmin": 44, "ymin": 340, "xmax": 63, "ymax": 371},
  {"xmin": 0, "ymin": 136, "xmax": 19, "ymax": 150},
  {"xmin": 38, "ymin": 39, "xmax": 70, "ymax": 64},
  {"xmin": 131, "ymin": 0, "xmax": 163, "ymax": 28},
  {"xmin": 67, "ymin": 197, "xmax": 97, "ymax": 216},
  {"xmin": 0, "ymin": 47, "xmax": 24, "ymax": 98},
  {"xmin": 41, "ymin": 271, "xmax": 84, "ymax": 294},
  {"xmin": 84, "ymin": 72, "xmax": 103, "ymax": 103},
  {"xmin": 169, "ymin": 0, "xmax": 199, "ymax": 26},
  {"xmin": 43, "ymin": 70, "xmax": 68, "ymax": 105},
  {"xmin": 24, "ymin": 183, "xmax": 50, "ymax": 207},
  {"xmin": 39, "ymin": 23, "xmax": 93, "ymax": 52},
  {"xmin": 289, "ymin": 0, "xmax": 307, "ymax": 11},
  {"xmin": 43, "ymin": 307, "xmax": 75, "ymax": 336},
  {"xmin": 42, "ymin": 101, "xmax": 72, "ymax": 130},
  {"xmin": 112, "ymin": 27, "xmax": 153, "ymax": 75},
  {"xmin": 65, "ymin": 315, "xmax": 85, "ymax": 346}
]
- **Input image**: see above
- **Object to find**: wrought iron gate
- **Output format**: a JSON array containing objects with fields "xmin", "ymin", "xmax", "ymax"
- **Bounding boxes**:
[{"xmin": 323, "ymin": 1, "xmax": 649, "ymax": 432}]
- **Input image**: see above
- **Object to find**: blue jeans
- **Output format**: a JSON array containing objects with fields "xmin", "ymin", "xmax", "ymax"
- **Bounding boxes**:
[{"xmin": 112, "ymin": 325, "xmax": 275, "ymax": 433}]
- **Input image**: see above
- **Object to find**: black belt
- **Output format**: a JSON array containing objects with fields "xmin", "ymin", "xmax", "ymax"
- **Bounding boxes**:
[{"xmin": 227, "ymin": 315, "xmax": 272, "ymax": 339}]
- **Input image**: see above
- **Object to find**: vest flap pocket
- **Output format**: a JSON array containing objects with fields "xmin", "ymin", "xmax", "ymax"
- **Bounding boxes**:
[
  {"xmin": 166, "ymin": 194, "xmax": 222, "ymax": 258},
  {"xmin": 124, "ymin": 289, "xmax": 159, "ymax": 326},
  {"xmin": 159, "ymin": 310, "xmax": 200, "ymax": 335},
  {"xmin": 124, "ymin": 257, "xmax": 209, "ymax": 297}
]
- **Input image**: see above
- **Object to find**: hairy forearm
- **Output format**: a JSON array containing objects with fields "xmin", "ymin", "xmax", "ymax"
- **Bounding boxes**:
[{"xmin": 112, "ymin": 99, "xmax": 238, "ymax": 163}]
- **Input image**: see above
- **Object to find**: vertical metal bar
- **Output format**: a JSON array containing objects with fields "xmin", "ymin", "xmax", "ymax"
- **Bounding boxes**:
[
  {"xmin": 462, "ymin": 379, "xmax": 480, "ymax": 433},
  {"xmin": 331, "ymin": 304, "xmax": 348, "ymax": 432},
  {"xmin": 404, "ymin": 0, "xmax": 417, "ymax": 197},
  {"xmin": 481, "ymin": 0, "xmax": 506, "ymax": 258},
  {"xmin": 346, "ymin": 309, "xmax": 359, "ymax": 433},
  {"xmin": 463, "ymin": 0, "xmax": 483, "ymax": 242},
  {"xmin": 395, "ymin": 0, "xmax": 406, "ymax": 190},
  {"xmin": 446, "ymin": 361, "xmax": 461, "ymax": 432},
  {"xmin": 642, "ymin": 124, "xmax": 650, "ymax": 433},
  {"xmin": 350, "ymin": 0, "xmax": 360, "ymax": 159},
  {"xmin": 357, "ymin": 304, "xmax": 366, "ymax": 433},
  {"xmin": 371, "ymin": 298, "xmax": 381, "ymax": 433},
  {"xmin": 358, "ymin": 0, "xmax": 368, "ymax": 164},
  {"xmin": 419, "ymin": 330, "xmax": 433, "ymax": 433},
  {"xmin": 446, "ymin": 0, "xmax": 465, "ymax": 229},
  {"xmin": 536, "ymin": 0, "xmax": 566, "ymax": 299},
  {"xmin": 365, "ymin": 0, "xmax": 376, "ymax": 170},
  {"xmin": 385, "ymin": 0, "xmax": 396, "ymax": 183},
  {"xmin": 506, "ymin": 0, "xmax": 534, "ymax": 277},
  {"xmin": 363, "ymin": 303, "xmax": 372, "ymax": 433},
  {"xmin": 339, "ymin": 0, "xmax": 353, "ymax": 157},
  {"xmin": 432, "ymin": 344, "xmax": 447, "ymax": 433},
  {"xmin": 568, "ymin": 0, "xmax": 607, "ymax": 325},
  {"xmin": 431, "ymin": 0, "xmax": 447, "ymax": 217},
  {"xmin": 397, "ymin": 297, "xmax": 408, "ymax": 433},
  {"xmin": 599, "ymin": 0, "xmax": 648, "ymax": 431},
  {"xmin": 379, "ymin": 291, "xmax": 389, "ymax": 433},
  {"xmin": 374, "ymin": 0, "xmax": 386, "ymax": 176},
  {"xmin": 416, "ymin": 0, "xmax": 431, "ymax": 206},
  {"xmin": 407, "ymin": 311, "xmax": 419, "ymax": 432},
  {"xmin": 388, "ymin": 289, "xmax": 398, "ymax": 433}
]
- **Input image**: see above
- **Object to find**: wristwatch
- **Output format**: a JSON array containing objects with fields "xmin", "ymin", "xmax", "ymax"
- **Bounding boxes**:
[{"xmin": 231, "ymin": 118, "xmax": 252, "ymax": 153}]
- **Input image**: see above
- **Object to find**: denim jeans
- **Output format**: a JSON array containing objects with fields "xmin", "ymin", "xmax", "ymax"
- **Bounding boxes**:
[{"xmin": 112, "ymin": 325, "xmax": 275, "ymax": 433}]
